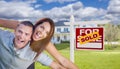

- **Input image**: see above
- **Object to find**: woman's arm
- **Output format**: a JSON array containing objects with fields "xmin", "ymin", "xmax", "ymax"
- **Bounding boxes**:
[
  {"xmin": 45, "ymin": 42, "xmax": 79, "ymax": 69},
  {"xmin": 0, "ymin": 18, "xmax": 19, "ymax": 29},
  {"xmin": 50, "ymin": 61, "xmax": 66, "ymax": 69}
]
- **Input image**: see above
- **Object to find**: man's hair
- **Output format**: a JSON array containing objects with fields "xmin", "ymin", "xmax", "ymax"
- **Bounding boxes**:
[{"xmin": 18, "ymin": 21, "xmax": 34, "ymax": 32}]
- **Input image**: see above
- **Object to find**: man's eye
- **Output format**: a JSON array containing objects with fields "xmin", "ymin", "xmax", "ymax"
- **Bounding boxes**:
[
  {"xmin": 18, "ymin": 30, "xmax": 22, "ymax": 33},
  {"xmin": 26, "ymin": 33, "xmax": 29, "ymax": 36}
]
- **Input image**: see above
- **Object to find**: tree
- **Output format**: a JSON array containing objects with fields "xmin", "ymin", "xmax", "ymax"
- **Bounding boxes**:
[{"xmin": 105, "ymin": 24, "xmax": 119, "ymax": 48}]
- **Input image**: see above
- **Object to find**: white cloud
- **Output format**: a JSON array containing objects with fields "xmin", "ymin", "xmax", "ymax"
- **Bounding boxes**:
[
  {"xmin": 43, "ymin": 1, "xmax": 106, "ymax": 21},
  {"xmin": 41, "ymin": 2, "xmax": 83, "ymax": 21},
  {"xmin": 98, "ymin": 0, "xmax": 108, "ymax": 2},
  {"xmin": 80, "ymin": 7, "xmax": 106, "ymax": 19},
  {"xmin": 81, "ymin": 7, "xmax": 98, "ymax": 17},
  {"xmin": 2, "ymin": 0, "xmax": 118, "ymax": 24},
  {"xmin": 0, "ymin": 1, "xmax": 43, "ymax": 22},
  {"xmin": 0, "ymin": 1, "xmax": 107, "ymax": 22},
  {"xmin": 44, "ymin": 0, "xmax": 77, "ymax": 3},
  {"xmin": 34, "ymin": 4, "xmax": 41, "ymax": 8},
  {"xmin": 11, "ymin": 0, "xmax": 37, "ymax": 3},
  {"xmin": 106, "ymin": 0, "xmax": 120, "ymax": 24},
  {"xmin": 107, "ymin": 0, "xmax": 120, "ymax": 14}
]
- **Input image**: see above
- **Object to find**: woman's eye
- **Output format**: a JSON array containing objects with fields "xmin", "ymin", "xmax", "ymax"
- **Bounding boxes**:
[
  {"xmin": 40, "ymin": 26, "xmax": 44, "ymax": 30},
  {"xmin": 25, "ymin": 33, "xmax": 29, "ymax": 36}
]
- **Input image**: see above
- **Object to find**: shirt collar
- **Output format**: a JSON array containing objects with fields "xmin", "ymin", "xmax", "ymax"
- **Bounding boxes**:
[
  {"xmin": 13, "ymin": 42, "xmax": 35, "ymax": 60},
  {"xmin": 14, "ymin": 42, "xmax": 30, "ymax": 54}
]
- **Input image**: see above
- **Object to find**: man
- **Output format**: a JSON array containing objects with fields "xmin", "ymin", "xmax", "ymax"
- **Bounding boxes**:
[{"xmin": 0, "ymin": 21, "xmax": 65, "ymax": 69}]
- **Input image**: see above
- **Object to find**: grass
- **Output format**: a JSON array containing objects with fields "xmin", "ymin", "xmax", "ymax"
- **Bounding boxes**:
[{"xmin": 35, "ymin": 43, "xmax": 120, "ymax": 69}]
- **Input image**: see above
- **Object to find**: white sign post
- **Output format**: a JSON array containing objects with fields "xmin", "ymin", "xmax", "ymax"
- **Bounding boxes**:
[{"xmin": 69, "ymin": 15, "xmax": 75, "ymax": 62}]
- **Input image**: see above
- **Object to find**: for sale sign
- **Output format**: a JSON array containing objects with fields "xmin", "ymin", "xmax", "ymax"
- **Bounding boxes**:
[{"xmin": 76, "ymin": 27, "xmax": 104, "ymax": 50}]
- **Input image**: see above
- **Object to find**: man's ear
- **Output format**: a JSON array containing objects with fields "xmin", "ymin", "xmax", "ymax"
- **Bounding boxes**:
[{"xmin": 13, "ymin": 30, "xmax": 16, "ymax": 34}]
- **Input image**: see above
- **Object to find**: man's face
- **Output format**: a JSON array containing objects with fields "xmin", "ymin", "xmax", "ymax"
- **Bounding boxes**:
[{"xmin": 14, "ymin": 24, "xmax": 33, "ymax": 49}]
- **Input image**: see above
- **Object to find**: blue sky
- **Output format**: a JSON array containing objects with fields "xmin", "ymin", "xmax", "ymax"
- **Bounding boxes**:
[
  {"xmin": 0, "ymin": 0, "xmax": 120, "ymax": 24},
  {"xmin": 34, "ymin": 0, "xmax": 109, "ymax": 10},
  {"xmin": 80, "ymin": 0, "xmax": 109, "ymax": 9}
]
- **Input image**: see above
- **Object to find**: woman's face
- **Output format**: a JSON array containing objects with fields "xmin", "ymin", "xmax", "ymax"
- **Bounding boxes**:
[{"xmin": 32, "ymin": 22, "xmax": 51, "ymax": 41}]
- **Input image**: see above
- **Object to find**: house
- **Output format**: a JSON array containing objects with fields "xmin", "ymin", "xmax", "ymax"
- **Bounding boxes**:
[{"xmin": 51, "ymin": 21, "xmax": 70, "ymax": 44}]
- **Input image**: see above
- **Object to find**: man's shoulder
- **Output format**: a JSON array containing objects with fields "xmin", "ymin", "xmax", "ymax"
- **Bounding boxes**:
[
  {"xmin": 0, "ymin": 29, "xmax": 14, "ymax": 43},
  {"xmin": 0, "ymin": 29, "xmax": 14, "ymax": 52},
  {"xmin": 0, "ymin": 29, "xmax": 14, "ymax": 37}
]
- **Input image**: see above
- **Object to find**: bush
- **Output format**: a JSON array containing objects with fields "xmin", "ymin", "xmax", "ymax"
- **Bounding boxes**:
[{"xmin": 61, "ymin": 41, "xmax": 70, "ymax": 43}]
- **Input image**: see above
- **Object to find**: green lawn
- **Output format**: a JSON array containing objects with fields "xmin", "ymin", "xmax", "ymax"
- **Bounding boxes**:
[{"xmin": 35, "ymin": 43, "xmax": 120, "ymax": 69}]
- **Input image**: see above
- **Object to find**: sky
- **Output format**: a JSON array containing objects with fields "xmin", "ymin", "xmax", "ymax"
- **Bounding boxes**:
[{"xmin": 0, "ymin": 0, "xmax": 120, "ymax": 24}]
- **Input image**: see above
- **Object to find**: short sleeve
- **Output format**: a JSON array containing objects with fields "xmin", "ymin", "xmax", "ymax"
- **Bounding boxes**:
[
  {"xmin": 36, "ymin": 52, "xmax": 53, "ymax": 66},
  {"xmin": 0, "ymin": 29, "xmax": 14, "ymax": 48},
  {"xmin": 0, "ymin": 29, "xmax": 13, "ymax": 40}
]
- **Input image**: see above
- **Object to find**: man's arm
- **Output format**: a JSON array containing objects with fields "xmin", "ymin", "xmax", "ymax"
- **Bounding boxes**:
[
  {"xmin": 45, "ymin": 42, "xmax": 79, "ymax": 69},
  {"xmin": 0, "ymin": 18, "xmax": 19, "ymax": 29}
]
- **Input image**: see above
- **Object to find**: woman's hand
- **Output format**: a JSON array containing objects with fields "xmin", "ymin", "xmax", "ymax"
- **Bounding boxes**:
[{"xmin": 0, "ymin": 19, "xmax": 19, "ymax": 29}]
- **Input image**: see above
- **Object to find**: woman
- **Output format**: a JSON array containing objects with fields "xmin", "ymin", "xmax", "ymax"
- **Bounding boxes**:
[{"xmin": 0, "ymin": 18, "xmax": 79, "ymax": 69}]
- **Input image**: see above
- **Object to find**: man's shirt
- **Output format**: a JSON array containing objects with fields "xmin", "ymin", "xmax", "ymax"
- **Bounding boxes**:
[{"xmin": 0, "ymin": 29, "xmax": 53, "ymax": 69}]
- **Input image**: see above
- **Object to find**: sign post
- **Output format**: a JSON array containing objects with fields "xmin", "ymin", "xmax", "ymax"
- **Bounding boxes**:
[
  {"xmin": 64, "ymin": 18, "xmax": 110, "ymax": 62},
  {"xmin": 69, "ymin": 15, "xmax": 75, "ymax": 62}
]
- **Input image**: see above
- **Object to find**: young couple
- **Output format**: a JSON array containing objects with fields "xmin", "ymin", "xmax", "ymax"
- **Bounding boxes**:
[{"xmin": 0, "ymin": 18, "xmax": 79, "ymax": 69}]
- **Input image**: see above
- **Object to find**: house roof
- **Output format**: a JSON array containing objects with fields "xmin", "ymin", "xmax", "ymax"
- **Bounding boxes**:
[{"xmin": 55, "ymin": 20, "xmax": 69, "ymax": 26}]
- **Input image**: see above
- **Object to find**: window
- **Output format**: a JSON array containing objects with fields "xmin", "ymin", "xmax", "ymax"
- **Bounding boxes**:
[
  {"xmin": 57, "ymin": 28, "xmax": 61, "ymax": 33},
  {"xmin": 64, "ymin": 28, "xmax": 69, "ymax": 32}
]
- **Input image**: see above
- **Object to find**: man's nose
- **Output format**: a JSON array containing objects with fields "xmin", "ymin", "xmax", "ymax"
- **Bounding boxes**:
[{"xmin": 20, "ymin": 33, "xmax": 25, "ymax": 39}]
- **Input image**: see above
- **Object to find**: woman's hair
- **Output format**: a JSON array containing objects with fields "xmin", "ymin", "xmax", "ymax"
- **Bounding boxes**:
[{"xmin": 30, "ymin": 18, "xmax": 55, "ymax": 58}]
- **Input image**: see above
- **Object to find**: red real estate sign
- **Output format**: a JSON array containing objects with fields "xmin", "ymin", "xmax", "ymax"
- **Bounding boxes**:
[{"xmin": 76, "ymin": 27, "xmax": 104, "ymax": 50}]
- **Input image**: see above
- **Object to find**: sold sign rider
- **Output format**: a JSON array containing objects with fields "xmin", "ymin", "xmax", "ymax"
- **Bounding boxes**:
[{"xmin": 76, "ymin": 27, "xmax": 104, "ymax": 50}]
